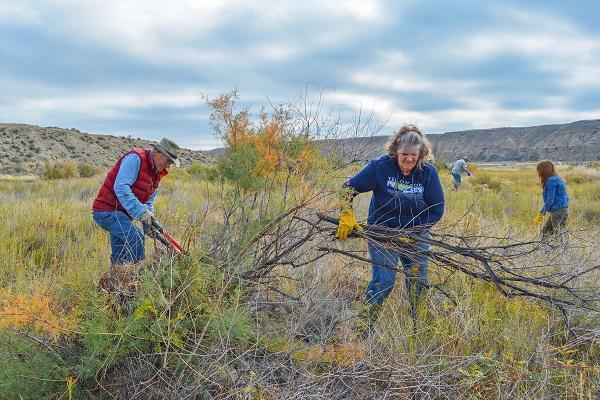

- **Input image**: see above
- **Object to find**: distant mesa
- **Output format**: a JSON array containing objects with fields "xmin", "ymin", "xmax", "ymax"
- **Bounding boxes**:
[
  {"xmin": 207, "ymin": 119, "xmax": 600, "ymax": 163},
  {"xmin": 2, "ymin": 119, "xmax": 600, "ymax": 176},
  {"xmin": 428, "ymin": 119, "xmax": 600, "ymax": 163},
  {"xmin": 0, "ymin": 123, "xmax": 212, "ymax": 176}
]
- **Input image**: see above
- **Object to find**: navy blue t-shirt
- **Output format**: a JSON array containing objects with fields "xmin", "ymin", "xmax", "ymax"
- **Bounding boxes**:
[{"xmin": 345, "ymin": 155, "xmax": 445, "ymax": 229}]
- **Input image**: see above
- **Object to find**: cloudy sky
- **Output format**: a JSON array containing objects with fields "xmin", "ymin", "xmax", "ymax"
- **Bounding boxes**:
[{"xmin": 1, "ymin": 1, "xmax": 599, "ymax": 149}]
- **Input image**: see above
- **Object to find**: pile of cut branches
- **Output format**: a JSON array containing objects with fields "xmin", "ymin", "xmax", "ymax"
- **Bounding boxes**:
[{"xmin": 315, "ymin": 213, "xmax": 600, "ymax": 313}]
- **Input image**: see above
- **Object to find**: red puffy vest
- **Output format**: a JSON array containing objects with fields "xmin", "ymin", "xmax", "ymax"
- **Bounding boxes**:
[{"xmin": 92, "ymin": 148, "xmax": 168, "ymax": 216}]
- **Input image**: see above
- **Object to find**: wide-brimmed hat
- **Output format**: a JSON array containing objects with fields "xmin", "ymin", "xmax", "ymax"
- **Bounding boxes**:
[{"xmin": 153, "ymin": 138, "xmax": 181, "ymax": 167}]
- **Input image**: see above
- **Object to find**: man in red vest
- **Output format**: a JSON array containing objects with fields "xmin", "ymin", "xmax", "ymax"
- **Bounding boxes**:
[{"xmin": 92, "ymin": 138, "xmax": 180, "ymax": 266}]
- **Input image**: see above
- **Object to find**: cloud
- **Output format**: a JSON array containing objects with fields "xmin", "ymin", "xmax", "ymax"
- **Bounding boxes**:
[
  {"xmin": 0, "ymin": 2, "xmax": 41, "ymax": 23},
  {"xmin": 2, "ymin": 1, "xmax": 600, "ymax": 150},
  {"xmin": 18, "ymin": 0, "xmax": 389, "ymax": 67},
  {"xmin": 349, "ymin": 69, "xmax": 478, "ymax": 95},
  {"xmin": 350, "ymin": 70, "xmax": 437, "ymax": 93},
  {"xmin": 449, "ymin": 6, "xmax": 600, "ymax": 89},
  {"xmin": 321, "ymin": 88, "xmax": 600, "ymax": 136},
  {"xmin": 6, "ymin": 88, "xmax": 202, "ymax": 116},
  {"xmin": 339, "ymin": 4, "xmax": 600, "ymax": 129}
]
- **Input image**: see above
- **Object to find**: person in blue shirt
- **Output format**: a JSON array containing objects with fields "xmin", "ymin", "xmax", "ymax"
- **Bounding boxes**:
[
  {"xmin": 534, "ymin": 160, "xmax": 569, "ymax": 238},
  {"xmin": 336, "ymin": 125, "xmax": 445, "ymax": 322},
  {"xmin": 92, "ymin": 138, "xmax": 181, "ymax": 266},
  {"xmin": 451, "ymin": 156, "xmax": 471, "ymax": 190}
]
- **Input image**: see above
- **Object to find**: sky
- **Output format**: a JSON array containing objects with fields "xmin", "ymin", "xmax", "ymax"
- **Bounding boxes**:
[{"xmin": 1, "ymin": 1, "xmax": 599, "ymax": 150}]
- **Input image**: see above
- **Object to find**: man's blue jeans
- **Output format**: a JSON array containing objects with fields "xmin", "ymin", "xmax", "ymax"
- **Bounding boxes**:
[
  {"xmin": 365, "ymin": 234, "xmax": 431, "ymax": 305},
  {"xmin": 93, "ymin": 211, "xmax": 145, "ymax": 265},
  {"xmin": 452, "ymin": 173, "xmax": 462, "ymax": 189}
]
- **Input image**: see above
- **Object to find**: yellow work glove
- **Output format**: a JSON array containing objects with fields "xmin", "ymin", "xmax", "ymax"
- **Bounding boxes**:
[
  {"xmin": 399, "ymin": 237, "xmax": 414, "ymax": 244},
  {"xmin": 336, "ymin": 209, "xmax": 362, "ymax": 240},
  {"xmin": 533, "ymin": 212, "xmax": 544, "ymax": 225}
]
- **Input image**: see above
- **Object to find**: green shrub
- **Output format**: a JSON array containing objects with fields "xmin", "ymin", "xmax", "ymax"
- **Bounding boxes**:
[
  {"xmin": 208, "ymin": 306, "xmax": 253, "ymax": 345},
  {"xmin": 41, "ymin": 161, "xmax": 77, "ymax": 180},
  {"xmin": 471, "ymin": 172, "xmax": 502, "ymax": 191},
  {"xmin": 76, "ymin": 163, "xmax": 99, "ymax": 178},
  {"xmin": 566, "ymin": 174, "xmax": 584, "ymax": 184},
  {"xmin": 216, "ymin": 142, "xmax": 263, "ymax": 191},
  {"xmin": 0, "ymin": 335, "xmax": 73, "ymax": 400},
  {"xmin": 187, "ymin": 161, "xmax": 219, "ymax": 181}
]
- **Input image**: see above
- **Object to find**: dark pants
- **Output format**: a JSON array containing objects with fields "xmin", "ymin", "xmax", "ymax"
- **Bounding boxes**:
[{"xmin": 542, "ymin": 208, "xmax": 568, "ymax": 237}]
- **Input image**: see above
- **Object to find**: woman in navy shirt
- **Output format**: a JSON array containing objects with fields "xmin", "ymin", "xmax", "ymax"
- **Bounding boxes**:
[
  {"xmin": 336, "ymin": 125, "xmax": 445, "ymax": 317},
  {"xmin": 535, "ymin": 160, "xmax": 569, "ymax": 238}
]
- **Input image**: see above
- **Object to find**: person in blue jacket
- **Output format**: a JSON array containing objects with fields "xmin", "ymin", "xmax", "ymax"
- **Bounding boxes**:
[
  {"xmin": 336, "ymin": 125, "xmax": 445, "ymax": 320},
  {"xmin": 534, "ymin": 160, "xmax": 569, "ymax": 238}
]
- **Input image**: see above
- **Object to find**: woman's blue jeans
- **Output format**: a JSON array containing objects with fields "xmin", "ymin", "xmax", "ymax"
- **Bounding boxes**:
[
  {"xmin": 365, "ymin": 234, "xmax": 431, "ymax": 305},
  {"xmin": 92, "ymin": 211, "xmax": 145, "ymax": 265}
]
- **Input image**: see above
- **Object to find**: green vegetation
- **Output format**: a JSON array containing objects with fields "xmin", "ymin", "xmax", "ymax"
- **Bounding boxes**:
[
  {"xmin": 1, "ymin": 96, "xmax": 599, "ymax": 398},
  {"xmin": 41, "ymin": 161, "xmax": 100, "ymax": 180}
]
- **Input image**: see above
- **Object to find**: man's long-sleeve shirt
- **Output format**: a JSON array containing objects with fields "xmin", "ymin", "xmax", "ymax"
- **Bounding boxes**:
[
  {"xmin": 451, "ymin": 159, "xmax": 470, "ymax": 175},
  {"xmin": 114, "ymin": 153, "xmax": 158, "ymax": 219}
]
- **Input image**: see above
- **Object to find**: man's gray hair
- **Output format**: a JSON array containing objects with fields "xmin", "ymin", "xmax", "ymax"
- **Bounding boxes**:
[{"xmin": 385, "ymin": 125, "xmax": 433, "ymax": 170}]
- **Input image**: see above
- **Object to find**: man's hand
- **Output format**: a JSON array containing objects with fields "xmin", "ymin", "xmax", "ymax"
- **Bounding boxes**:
[
  {"xmin": 138, "ymin": 209, "xmax": 153, "ymax": 226},
  {"xmin": 399, "ymin": 237, "xmax": 414, "ymax": 244},
  {"xmin": 336, "ymin": 209, "xmax": 363, "ymax": 240}
]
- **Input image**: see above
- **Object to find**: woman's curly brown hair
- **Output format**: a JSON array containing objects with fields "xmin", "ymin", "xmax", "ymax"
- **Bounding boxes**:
[{"xmin": 385, "ymin": 125, "xmax": 433, "ymax": 170}]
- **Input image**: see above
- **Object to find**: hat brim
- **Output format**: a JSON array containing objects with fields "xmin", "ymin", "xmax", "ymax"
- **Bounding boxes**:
[{"xmin": 153, "ymin": 144, "xmax": 180, "ymax": 167}]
